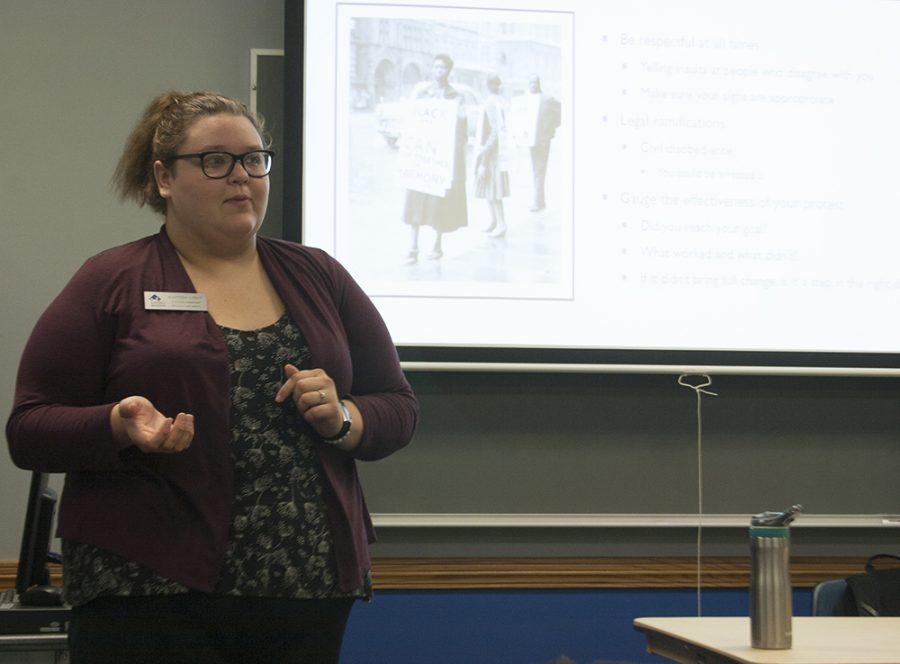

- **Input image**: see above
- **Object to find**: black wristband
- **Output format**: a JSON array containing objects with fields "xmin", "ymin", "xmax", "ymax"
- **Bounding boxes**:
[{"xmin": 321, "ymin": 400, "xmax": 352, "ymax": 444}]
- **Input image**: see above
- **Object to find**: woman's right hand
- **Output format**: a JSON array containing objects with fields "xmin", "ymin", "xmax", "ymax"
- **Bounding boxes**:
[{"xmin": 110, "ymin": 396, "xmax": 194, "ymax": 453}]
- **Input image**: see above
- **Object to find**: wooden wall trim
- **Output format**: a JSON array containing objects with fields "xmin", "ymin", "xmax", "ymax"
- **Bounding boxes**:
[
  {"xmin": 369, "ymin": 557, "xmax": 867, "ymax": 589},
  {"xmin": 0, "ymin": 557, "xmax": 867, "ymax": 591},
  {"xmin": 0, "ymin": 562, "xmax": 62, "ymax": 591}
]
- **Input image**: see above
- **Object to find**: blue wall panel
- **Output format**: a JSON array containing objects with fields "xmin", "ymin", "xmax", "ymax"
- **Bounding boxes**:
[{"xmin": 341, "ymin": 587, "xmax": 813, "ymax": 663}]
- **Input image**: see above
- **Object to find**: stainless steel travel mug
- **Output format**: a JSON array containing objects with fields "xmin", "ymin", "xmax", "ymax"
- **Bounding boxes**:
[{"xmin": 749, "ymin": 525, "xmax": 792, "ymax": 649}]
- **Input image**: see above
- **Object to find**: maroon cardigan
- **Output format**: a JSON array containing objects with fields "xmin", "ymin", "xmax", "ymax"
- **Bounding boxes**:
[{"xmin": 6, "ymin": 229, "xmax": 417, "ymax": 593}]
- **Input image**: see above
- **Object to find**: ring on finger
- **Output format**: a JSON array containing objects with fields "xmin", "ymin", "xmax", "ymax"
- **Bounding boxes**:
[{"xmin": 318, "ymin": 389, "xmax": 326, "ymax": 402}]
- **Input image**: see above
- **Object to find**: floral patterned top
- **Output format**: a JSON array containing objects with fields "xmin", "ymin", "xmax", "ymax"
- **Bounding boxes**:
[{"xmin": 63, "ymin": 313, "xmax": 365, "ymax": 606}]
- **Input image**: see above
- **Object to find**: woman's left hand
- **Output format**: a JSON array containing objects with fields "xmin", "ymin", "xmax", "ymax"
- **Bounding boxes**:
[{"xmin": 275, "ymin": 364, "xmax": 346, "ymax": 440}]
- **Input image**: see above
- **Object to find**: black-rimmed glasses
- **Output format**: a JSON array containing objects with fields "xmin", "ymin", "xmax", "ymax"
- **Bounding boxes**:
[{"xmin": 165, "ymin": 150, "xmax": 275, "ymax": 179}]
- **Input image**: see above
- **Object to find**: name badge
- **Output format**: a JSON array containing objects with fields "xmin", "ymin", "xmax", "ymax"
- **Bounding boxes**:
[{"xmin": 144, "ymin": 291, "xmax": 208, "ymax": 311}]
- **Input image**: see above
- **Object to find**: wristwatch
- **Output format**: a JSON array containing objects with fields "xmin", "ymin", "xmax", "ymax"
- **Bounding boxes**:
[{"xmin": 321, "ymin": 400, "xmax": 352, "ymax": 445}]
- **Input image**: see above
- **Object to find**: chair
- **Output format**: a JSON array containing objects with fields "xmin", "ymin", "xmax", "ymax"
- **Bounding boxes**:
[{"xmin": 811, "ymin": 578, "xmax": 849, "ymax": 616}]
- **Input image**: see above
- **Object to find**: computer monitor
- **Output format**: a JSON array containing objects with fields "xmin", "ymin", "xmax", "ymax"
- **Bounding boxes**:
[{"xmin": 15, "ymin": 472, "xmax": 63, "ymax": 605}]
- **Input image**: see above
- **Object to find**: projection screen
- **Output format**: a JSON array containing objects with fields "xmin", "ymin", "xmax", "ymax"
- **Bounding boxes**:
[{"xmin": 289, "ymin": 0, "xmax": 900, "ymax": 373}]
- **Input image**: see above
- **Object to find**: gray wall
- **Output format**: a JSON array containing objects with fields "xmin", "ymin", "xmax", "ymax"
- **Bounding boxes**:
[
  {"xmin": 362, "ymin": 371, "xmax": 900, "ymax": 558},
  {"xmin": 0, "ymin": 0, "xmax": 283, "ymax": 558}
]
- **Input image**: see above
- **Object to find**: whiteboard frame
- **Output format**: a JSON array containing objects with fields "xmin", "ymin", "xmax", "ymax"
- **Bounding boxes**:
[
  {"xmin": 371, "ymin": 512, "xmax": 900, "ymax": 528},
  {"xmin": 401, "ymin": 361, "xmax": 900, "ymax": 377}
]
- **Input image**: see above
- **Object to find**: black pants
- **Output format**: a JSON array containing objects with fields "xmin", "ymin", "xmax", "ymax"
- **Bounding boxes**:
[{"xmin": 68, "ymin": 593, "xmax": 355, "ymax": 664}]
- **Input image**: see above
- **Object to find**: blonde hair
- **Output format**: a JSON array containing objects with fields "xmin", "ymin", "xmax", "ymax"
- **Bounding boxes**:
[{"xmin": 113, "ymin": 90, "xmax": 268, "ymax": 214}]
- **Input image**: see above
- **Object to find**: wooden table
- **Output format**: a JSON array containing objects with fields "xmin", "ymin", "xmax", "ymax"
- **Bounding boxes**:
[{"xmin": 634, "ymin": 617, "xmax": 900, "ymax": 664}]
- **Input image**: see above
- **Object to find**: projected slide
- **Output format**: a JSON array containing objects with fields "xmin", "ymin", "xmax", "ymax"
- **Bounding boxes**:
[{"xmin": 301, "ymin": 0, "xmax": 900, "ymax": 357}]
